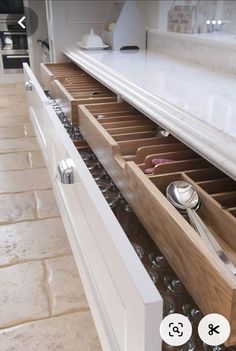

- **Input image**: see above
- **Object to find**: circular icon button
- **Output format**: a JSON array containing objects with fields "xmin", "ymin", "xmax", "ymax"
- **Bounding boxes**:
[
  {"xmin": 198, "ymin": 313, "xmax": 230, "ymax": 346},
  {"xmin": 7, "ymin": 7, "xmax": 38, "ymax": 38},
  {"xmin": 160, "ymin": 313, "xmax": 192, "ymax": 346}
]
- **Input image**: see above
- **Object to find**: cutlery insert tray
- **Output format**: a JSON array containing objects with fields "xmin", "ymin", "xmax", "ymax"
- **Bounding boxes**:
[
  {"xmin": 41, "ymin": 63, "xmax": 117, "ymax": 124},
  {"xmin": 41, "ymin": 62, "xmax": 85, "ymax": 92},
  {"xmin": 79, "ymin": 102, "xmax": 236, "ymax": 346}
]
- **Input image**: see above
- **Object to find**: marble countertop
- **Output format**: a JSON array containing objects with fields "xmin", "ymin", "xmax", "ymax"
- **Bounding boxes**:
[{"xmin": 63, "ymin": 46, "xmax": 236, "ymax": 180}]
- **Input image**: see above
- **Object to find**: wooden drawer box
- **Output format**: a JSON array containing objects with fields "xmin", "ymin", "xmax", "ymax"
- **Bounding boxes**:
[
  {"xmin": 79, "ymin": 102, "xmax": 236, "ymax": 346},
  {"xmin": 41, "ymin": 63, "xmax": 117, "ymax": 124},
  {"xmin": 40, "ymin": 62, "xmax": 86, "ymax": 93}
]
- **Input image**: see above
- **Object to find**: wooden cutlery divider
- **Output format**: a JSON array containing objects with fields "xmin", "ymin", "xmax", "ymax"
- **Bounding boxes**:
[
  {"xmin": 79, "ymin": 102, "xmax": 236, "ymax": 345},
  {"xmin": 41, "ymin": 63, "xmax": 117, "ymax": 124},
  {"xmin": 41, "ymin": 62, "xmax": 85, "ymax": 92}
]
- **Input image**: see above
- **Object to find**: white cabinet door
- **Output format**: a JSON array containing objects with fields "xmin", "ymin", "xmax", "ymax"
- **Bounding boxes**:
[{"xmin": 24, "ymin": 63, "xmax": 163, "ymax": 351}]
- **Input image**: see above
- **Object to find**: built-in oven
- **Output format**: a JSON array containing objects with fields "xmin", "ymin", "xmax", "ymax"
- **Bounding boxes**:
[
  {"xmin": 0, "ymin": 17, "xmax": 29, "ymax": 73},
  {"xmin": 2, "ymin": 49, "xmax": 29, "ymax": 73},
  {"xmin": 0, "ymin": 29, "xmax": 28, "ymax": 50}
]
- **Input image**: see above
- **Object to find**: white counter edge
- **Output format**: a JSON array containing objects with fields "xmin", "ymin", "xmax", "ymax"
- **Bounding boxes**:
[{"xmin": 63, "ymin": 47, "xmax": 236, "ymax": 181}]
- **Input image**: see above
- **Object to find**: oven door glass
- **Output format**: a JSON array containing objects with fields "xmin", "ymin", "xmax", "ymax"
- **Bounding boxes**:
[
  {"xmin": 2, "ymin": 54, "xmax": 30, "ymax": 73},
  {"xmin": 1, "ymin": 31, "xmax": 28, "ymax": 50}
]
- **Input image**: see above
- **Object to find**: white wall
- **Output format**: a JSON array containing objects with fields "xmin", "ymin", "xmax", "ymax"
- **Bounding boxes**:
[
  {"xmin": 47, "ymin": 0, "xmax": 112, "ymax": 62},
  {"xmin": 157, "ymin": 0, "xmax": 172, "ymax": 31},
  {"xmin": 46, "ymin": 0, "xmax": 160, "ymax": 61},
  {"xmin": 136, "ymin": 1, "xmax": 159, "ymax": 29}
]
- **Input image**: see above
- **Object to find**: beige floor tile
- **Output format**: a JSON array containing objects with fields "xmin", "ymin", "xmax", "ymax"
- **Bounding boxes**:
[
  {"xmin": 28, "ymin": 150, "xmax": 45, "ymax": 168},
  {"xmin": 24, "ymin": 123, "xmax": 35, "ymax": 137},
  {"xmin": 0, "ymin": 116, "xmax": 29, "ymax": 127},
  {"xmin": 45, "ymin": 256, "xmax": 89, "ymax": 316},
  {"xmin": 15, "ymin": 83, "xmax": 25, "ymax": 91},
  {"xmin": 0, "ymin": 126, "xmax": 25, "ymax": 139},
  {"xmin": 0, "ymin": 107, "xmax": 16, "ymax": 117},
  {"xmin": 0, "ymin": 261, "xmax": 49, "ymax": 328},
  {"xmin": 15, "ymin": 83, "xmax": 26, "ymax": 96},
  {"xmin": 34, "ymin": 189, "xmax": 59, "ymax": 219},
  {"xmin": 0, "ymin": 95, "xmax": 18, "ymax": 108},
  {"xmin": 19, "ymin": 102, "xmax": 28, "ymax": 116},
  {"xmin": 0, "ymin": 152, "xmax": 30, "ymax": 171},
  {"xmin": 0, "ymin": 311, "xmax": 101, "ymax": 351},
  {"xmin": 0, "ymin": 84, "xmax": 16, "ymax": 96},
  {"xmin": 0, "ymin": 138, "xmax": 39, "ymax": 153},
  {"xmin": 0, "ymin": 104, "xmax": 28, "ymax": 118},
  {"xmin": 0, "ymin": 168, "xmax": 50, "ymax": 193},
  {"xmin": 0, "ymin": 192, "xmax": 36, "ymax": 224},
  {"xmin": 0, "ymin": 217, "xmax": 71, "ymax": 266},
  {"xmin": 17, "ymin": 94, "xmax": 27, "ymax": 103}
]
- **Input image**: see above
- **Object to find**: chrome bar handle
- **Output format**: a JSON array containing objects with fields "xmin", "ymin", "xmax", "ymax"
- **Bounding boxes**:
[
  {"xmin": 25, "ymin": 80, "xmax": 33, "ymax": 91},
  {"xmin": 58, "ymin": 159, "xmax": 75, "ymax": 184}
]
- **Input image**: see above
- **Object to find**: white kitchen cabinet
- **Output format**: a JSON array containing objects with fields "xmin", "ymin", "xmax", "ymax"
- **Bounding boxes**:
[{"xmin": 23, "ymin": 63, "xmax": 163, "ymax": 351}]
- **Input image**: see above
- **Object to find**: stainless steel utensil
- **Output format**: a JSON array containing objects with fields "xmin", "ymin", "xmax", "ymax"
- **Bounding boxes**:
[
  {"xmin": 166, "ymin": 180, "xmax": 236, "ymax": 275},
  {"xmin": 155, "ymin": 128, "xmax": 170, "ymax": 138}
]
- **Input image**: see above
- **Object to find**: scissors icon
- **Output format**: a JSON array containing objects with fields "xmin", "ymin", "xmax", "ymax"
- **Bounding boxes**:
[{"xmin": 208, "ymin": 324, "xmax": 220, "ymax": 335}]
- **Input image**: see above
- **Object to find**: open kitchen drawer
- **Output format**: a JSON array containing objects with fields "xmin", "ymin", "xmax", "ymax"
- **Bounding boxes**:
[
  {"xmin": 41, "ymin": 62, "xmax": 117, "ymax": 124},
  {"xmin": 24, "ymin": 63, "xmax": 163, "ymax": 351},
  {"xmin": 40, "ymin": 62, "xmax": 85, "ymax": 92},
  {"xmin": 79, "ymin": 102, "xmax": 236, "ymax": 346}
]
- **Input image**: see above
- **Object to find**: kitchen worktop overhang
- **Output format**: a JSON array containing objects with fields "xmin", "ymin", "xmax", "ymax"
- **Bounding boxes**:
[{"xmin": 63, "ymin": 46, "xmax": 236, "ymax": 180}]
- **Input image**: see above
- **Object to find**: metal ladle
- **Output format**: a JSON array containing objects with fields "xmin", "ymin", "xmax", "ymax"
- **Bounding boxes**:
[{"xmin": 166, "ymin": 180, "xmax": 236, "ymax": 275}]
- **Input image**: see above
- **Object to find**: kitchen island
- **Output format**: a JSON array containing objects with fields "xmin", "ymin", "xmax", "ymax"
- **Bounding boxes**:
[{"xmin": 63, "ymin": 46, "xmax": 236, "ymax": 180}]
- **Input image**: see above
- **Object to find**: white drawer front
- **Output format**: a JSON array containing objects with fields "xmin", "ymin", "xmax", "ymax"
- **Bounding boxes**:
[
  {"xmin": 23, "ymin": 63, "xmax": 50, "ymax": 162},
  {"xmin": 24, "ymin": 64, "xmax": 163, "ymax": 351}
]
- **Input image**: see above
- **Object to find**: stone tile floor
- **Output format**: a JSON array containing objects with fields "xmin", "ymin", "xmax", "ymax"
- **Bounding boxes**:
[{"xmin": 0, "ymin": 83, "xmax": 101, "ymax": 350}]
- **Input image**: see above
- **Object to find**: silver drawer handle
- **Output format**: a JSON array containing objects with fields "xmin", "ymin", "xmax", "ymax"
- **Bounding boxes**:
[
  {"xmin": 58, "ymin": 159, "xmax": 75, "ymax": 184},
  {"xmin": 25, "ymin": 80, "xmax": 33, "ymax": 91}
]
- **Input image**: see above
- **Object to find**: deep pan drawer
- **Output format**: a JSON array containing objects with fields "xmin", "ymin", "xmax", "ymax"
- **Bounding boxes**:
[
  {"xmin": 79, "ymin": 102, "xmax": 236, "ymax": 346},
  {"xmin": 24, "ymin": 63, "xmax": 163, "ymax": 351},
  {"xmin": 41, "ymin": 62, "xmax": 117, "ymax": 124}
]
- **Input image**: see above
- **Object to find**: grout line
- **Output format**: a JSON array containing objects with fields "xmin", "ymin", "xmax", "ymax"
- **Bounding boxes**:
[
  {"xmin": 42, "ymin": 260, "xmax": 53, "ymax": 318},
  {"xmin": 0, "ymin": 215, "xmax": 61, "ymax": 226},
  {"xmin": 0, "ymin": 136, "xmax": 37, "ymax": 140},
  {"xmin": 0, "ymin": 310, "xmax": 88, "ymax": 332},
  {"xmin": 0, "ymin": 188, "xmax": 52, "ymax": 195},
  {"xmin": 0, "ymin": 254, "xmax": 73, "ymax": 270},
  {"xmin": 0, "ymin": 150, "xmax": 41, "ymax": 156},
  {"xmin": 52, "ymin": 307, "xmax": 90, "ymax": 319},
  {"xmin": 23, "ymin": 124, "xmax": 27, "ymax": 137},
  {"xmin": 0, "ymin": 316, "xmax": 50, "ymax": 332},
  {"xmin": 28, "ymin": 151, "xmax": 33, "ymax": 168},
  {"xmin": 32, "ymin": 190, "xmax": 40, "ymax": 219},
  {"xmin": 0, "ymin": 166, "xmax": 46, "ymax": 172},
  {"xmin": 0, "ymin": 165, "xmax": 45, "ymax": 172},
  {"xmin": 0, "ymin": 135, "xmax": 27, "ymax": 140}
]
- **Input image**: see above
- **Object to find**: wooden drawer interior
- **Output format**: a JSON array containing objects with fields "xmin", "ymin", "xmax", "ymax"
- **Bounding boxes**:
[
  {"xmin": 40, "ymin": 62, "xmax": 86, "ymax": 92},
  {"xmin": 79, "ymin": 102, "xmax": 236, "ymax": 346},
  {"xmin": 41, "ymin": 63, "xmax": 117, "ymax": 124}
]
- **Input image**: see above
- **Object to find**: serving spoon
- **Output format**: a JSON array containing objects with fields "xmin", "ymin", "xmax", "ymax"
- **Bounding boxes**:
[{"xmin": 166, "ymin": 180, "xmax": 236, "ymax": 275}]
